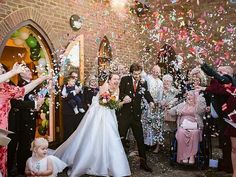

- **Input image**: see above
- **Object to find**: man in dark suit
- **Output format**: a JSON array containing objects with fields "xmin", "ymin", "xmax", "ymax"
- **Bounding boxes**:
[
  {"xmin": 7, "ymin": 66, "xmax": 45, "ymax": 176},
  {"xmin": 118, "ymin": 63, "xmax": 154, "ymax": 172},
  {"xmin": 199, "ymin": 60, "xmax": 234, "ymax": 173}
]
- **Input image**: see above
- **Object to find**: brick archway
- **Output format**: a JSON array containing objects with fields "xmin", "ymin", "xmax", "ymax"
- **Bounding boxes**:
[{"xmin": 0, "ymin": 7, "xmax": 61, "ymax": 53}]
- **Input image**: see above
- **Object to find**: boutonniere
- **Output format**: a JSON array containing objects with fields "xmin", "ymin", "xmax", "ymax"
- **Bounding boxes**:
[{"xmin": 138, "ymin": 86, "xmax": 146, "ymax": 95}]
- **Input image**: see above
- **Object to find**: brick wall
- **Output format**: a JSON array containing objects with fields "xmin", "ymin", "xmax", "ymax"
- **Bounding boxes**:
[
  {"xmin": 0, "ymin": 0, "xmax": 236, "ymax": 76},
  {"xmin": 0, "ymin": 0, "xmax": 141, "ymax": 78},
  {"xmin": 138, "ymin": 0, "xmax": 236, "ymax": 72}
]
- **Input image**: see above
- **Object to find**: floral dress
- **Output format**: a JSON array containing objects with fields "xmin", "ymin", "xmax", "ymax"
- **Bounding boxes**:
[
  {"xmin": 0, "ymin": 83, "xmax": 25, "ymax": 177},
  {"xmin": 141, "ymin": 75, "xmax": 164, "ymax": 146}
]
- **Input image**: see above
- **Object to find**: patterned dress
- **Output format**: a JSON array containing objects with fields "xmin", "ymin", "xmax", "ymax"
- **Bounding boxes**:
[
  {"xmin": 160, "ymin": 87, "xmax": 179, "ymax": 131},
  {"xmin": 0, "ymin": 83, "xmax": 25, "ymax": 177},
  {"xmin": 142, "ymin": 75, "xmax": 163, "ymax": 146}
]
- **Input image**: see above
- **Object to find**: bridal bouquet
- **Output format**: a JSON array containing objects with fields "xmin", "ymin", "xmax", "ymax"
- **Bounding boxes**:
[{"xmin": 99, "ymin": 91, "xmax": 120, "ymax": 110}]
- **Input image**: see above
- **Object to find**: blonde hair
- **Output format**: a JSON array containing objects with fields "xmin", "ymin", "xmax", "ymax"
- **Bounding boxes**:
[{"xmin": 30, "ymin": 137, "xmax": 48, "ymax": 151}]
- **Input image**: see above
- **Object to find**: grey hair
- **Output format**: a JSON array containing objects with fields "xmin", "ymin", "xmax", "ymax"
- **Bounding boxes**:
[
  {"xmin": 162, "ymin": 74, "xmax": 173, "ymax": 82},
  {"xmin": 189, "ymin": 68, "xmax": 207, "ymax": 86}
]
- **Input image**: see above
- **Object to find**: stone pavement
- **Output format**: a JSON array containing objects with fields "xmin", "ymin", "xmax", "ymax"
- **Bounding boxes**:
[
  {"xmin": 55, "ymin": 143, "xmax": 232, "ymax": 177},
  {"xmin": 16, "ymin": 137, "xmax": 233, "ymax": 177}
]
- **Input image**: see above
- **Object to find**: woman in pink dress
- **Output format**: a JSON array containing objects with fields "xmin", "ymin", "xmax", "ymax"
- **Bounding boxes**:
[
  {"xmin": 0, "ymin": 63, "xmax": 49, "ymax": 177},
  {"xmin": 168, "ymin": 90, "xmax": 206, "ymax": 164}
]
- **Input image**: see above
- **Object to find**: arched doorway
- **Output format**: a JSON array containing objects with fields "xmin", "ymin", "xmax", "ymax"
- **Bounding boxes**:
[
  {"xmin": 97, "ymin": 36, "xmax": 112, "ymax": 86},
  {"xmin": 0, "ymin": 20, "xmax": 57, "ymax": 142}
]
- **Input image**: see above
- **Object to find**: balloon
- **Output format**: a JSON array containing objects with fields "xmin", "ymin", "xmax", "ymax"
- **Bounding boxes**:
[
  {"xmin": 38, "ymin": 58, "xmax": 47, "ymax": 66},
  {"xmin": 30, "ymin": 53, "xmax": 41, "ymax": 61},
  {"xmin": 19, "ymin": 27, "xmax": 30, "ymax": 34},
  {"xmin": 40, "ymin": 112, "xmax": 46, "ymax": 120},
  {"xmin": 13, "ymin": 38, "xmax": 24, "ymax": 46},
  {"xmin": 45, "ymin": 98, "xmax": 49, "ymax": 106},
  {"xmin": 19, "ymin": 31, "xmax": 30, "ymax": 40},
  {"xmin": 26, "ymin": 35, "xmax": 38, "ymax": 48},
  {"xmin": 38, "ymin": 125, "xmax": 47, "ymax": 135},
  {"xmin": 30, "ymin": 47, "xmax": 40, "ymax": 55},
  {"xmin": 39, "ymin": 49, "xmax": 45, "ymax": 58},
  {"xmin": 41, "ymin": 104, "xmax": 49, "ymax": 113},
  {"xmin": 42, "ymin": 119, "xmax": 49, "ymax": 128},
  {"xmin": 11, "ymin": 30, "xmax": 20, "ymax": 38}
]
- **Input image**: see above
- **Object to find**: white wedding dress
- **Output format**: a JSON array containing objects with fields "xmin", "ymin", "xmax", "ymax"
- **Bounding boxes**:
[{"xmin": 53, "ymin": 88, "xmax": 131, "ymax": 177}]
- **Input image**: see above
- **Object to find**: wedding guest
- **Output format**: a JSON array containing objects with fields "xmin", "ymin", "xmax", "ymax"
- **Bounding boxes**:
[
  {"xmin": 83, "ymin": 75, "xmax": 99, "ymax": 111},
  {"xmin": 118, "ymin": 64, "xmax": 128, "ymax": 77},
  {"xmin": 168, "ymin": 90, "xmax": 206, "ymax": 164},
  {"xmin": 8, "ymin": 65, "xmax": 45, "ymax": 176},
  {"xmin": 198, "ymin": 74, "xmax": 236, "ymax": 176},
  {"xmin": 141, "ymin": 65, "xmax": 163, "ymax": 153},
  {"xmin": 221, "ymin": 85, "xmax": 236, "ymax": 177},
  {"xmin": 198, "ymin": 59, "xmax": 234, "ymax": 173},
  {"xmin": 160, "ymin": 74, "xmax": 179, "ymax": 132},
  {"xmin": 62, "ymin": 76, "xmax": 85, "ymax": 114},
  {"xmin": 118, "ymin": 63, "xmax": 154, "ymax": 172},
  {"xmin": 25, "ymin": 138, "xmax": 67, "ymax": 177},
  {"xmin": 0, "ymin": 63, "xmax": 49, "ymax": 177}
]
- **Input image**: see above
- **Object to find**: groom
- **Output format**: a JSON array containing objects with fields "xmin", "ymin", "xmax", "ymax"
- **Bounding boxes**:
[{"xmin": 118, "ymin": 63, "xmax": 154, "ymax": 172}]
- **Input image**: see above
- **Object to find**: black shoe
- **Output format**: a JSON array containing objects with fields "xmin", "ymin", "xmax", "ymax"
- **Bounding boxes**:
[{"xmin": 140, "ymin": 161, "xmax": 153, "ymax": 172}]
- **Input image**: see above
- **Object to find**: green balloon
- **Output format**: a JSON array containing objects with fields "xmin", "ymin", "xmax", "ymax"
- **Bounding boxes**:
[
  {"xmin": 11, "ymin": 30, "xmax": 20, "ymax": 38},
  {"xmin": 30, "ymin": 53, "xmax": 41, "ymax": 61},
  {"xmin": 38, "ymin": 125, "xmax": 47, "ymax": 135},
  {"xmin": 41, "ymin": 104, "xmax": 49, "ymax": 113},
  {"xmin": 26, "ymin": 35, "xmax": 38, "ymax": 48},
  {"xmin": 45, "ymin": 98, "xmax": 49, "ymax": 106},
  {"xmin": 30, "ymin": 47, "xmax": 40, "ymax": 55},
  {"xmin": 39, "ymin": 49, "xmax": 45, "ymax": 58}
]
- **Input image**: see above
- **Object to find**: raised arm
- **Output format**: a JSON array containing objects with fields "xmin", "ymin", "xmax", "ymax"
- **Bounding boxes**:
[
  {"xmin": 0, "ymin": 63, "xmax": 26, "ymax": 83},
  {"xmin": 24, "ymin": 75, "xmax": 49, "ymax": 95}
]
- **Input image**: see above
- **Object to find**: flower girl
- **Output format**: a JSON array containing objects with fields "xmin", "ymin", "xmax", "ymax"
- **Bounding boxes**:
[{"xmin": 25, "ymin": 138, "xmax": 67, "ymax": 177}]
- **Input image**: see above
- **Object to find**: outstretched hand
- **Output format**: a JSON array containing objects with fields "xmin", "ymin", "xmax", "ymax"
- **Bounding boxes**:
[
  {"xmin": 12, "ymin": 62, "xmax": 27, "ymax": 74},
  {"xmin": 195, "ymin": 57, "xmax": 204, "ymax": 65}
]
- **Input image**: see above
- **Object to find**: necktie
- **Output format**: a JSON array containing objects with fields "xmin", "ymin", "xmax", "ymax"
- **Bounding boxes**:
[{"xmin": 133, "ymin": 80, "xmax": 137, "ymax": 93}]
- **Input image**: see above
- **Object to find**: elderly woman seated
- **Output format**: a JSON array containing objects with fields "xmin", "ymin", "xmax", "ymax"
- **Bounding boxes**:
[{"xmin": 168, "ymin": 90, "xmax": 206, "ymax": 164}]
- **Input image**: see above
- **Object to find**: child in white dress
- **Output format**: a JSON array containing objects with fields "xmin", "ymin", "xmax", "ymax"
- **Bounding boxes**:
[{"xmin": 25, "ymin": 138, "xmax": 67, "ymax": 177}]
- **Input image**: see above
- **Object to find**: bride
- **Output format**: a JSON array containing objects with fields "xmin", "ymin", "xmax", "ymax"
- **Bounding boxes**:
[{"xmin": 53, "ymin": 72, "xmax": 131, "ymax": 177}]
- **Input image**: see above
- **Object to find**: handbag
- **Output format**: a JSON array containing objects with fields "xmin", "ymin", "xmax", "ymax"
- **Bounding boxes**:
[
  {"xmin": 229, "ymin": 110, "xmax": 236, "ymax": 123},
  {"xmin": 181, "ymin": 119, "xmax": 198, "ymax": 129}
]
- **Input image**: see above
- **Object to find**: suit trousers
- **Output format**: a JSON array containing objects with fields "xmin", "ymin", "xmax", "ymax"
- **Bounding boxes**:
[{"xmin": 118, "ymin": 112, "xmax": 146, "ymax": 160}]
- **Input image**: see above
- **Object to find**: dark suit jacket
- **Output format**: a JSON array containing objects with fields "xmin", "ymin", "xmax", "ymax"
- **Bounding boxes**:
[
  {"xmin": 201, "ymin": 63, "xmax": 236, "ymax": 86},
  {"xmin": 118, "ymin": 75, "xmax": 153, "ymax": 119},
  {"xmin": 8, "ymin": 80, "xmax": 36, "ymax": 133},
  {"xmin": 201, "ymin": 63, "xmax": 236, "ymax": 117},
  {"xmin": 83, "ymin": 86, "xmax": 99, "ymax": 110}
]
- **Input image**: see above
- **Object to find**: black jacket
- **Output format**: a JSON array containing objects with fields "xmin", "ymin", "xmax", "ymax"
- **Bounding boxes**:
[{"xmin": 118, "ymin": 75, "xmax": 153, "ymax": 119}]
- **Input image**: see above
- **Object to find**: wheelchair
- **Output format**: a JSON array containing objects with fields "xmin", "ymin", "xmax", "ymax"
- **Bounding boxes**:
[{"xmin": 169, "ymin": 124, "xmax": 212, "ymax": 170}]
